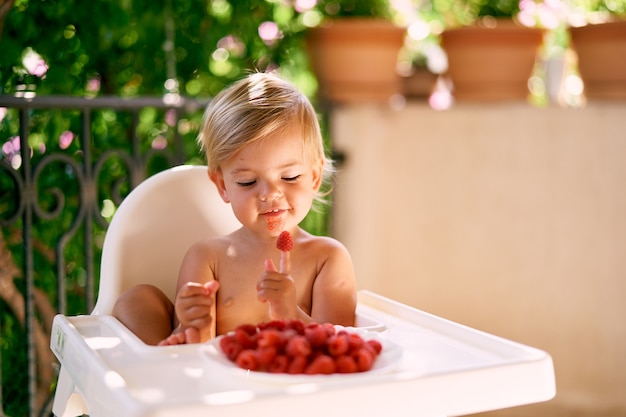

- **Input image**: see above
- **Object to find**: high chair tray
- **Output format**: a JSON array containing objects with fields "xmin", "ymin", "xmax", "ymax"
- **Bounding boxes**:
[{"xmin": 50, "ymin": 290, "xmax": 555, "ymax": 417}]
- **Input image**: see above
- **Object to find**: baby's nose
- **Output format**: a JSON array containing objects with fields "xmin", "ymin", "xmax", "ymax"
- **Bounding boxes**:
[{"xmin": 259, "ymin": 185, "xmax": 282, "ymax": 202}]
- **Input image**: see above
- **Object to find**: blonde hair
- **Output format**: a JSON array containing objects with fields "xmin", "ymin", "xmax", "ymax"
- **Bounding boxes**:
[{"xmin": 197, "ymin": 72, "xmax": 334, "ymax": 204}]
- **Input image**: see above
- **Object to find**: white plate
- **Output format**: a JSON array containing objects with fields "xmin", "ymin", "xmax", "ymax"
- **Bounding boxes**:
[{"xmin": 200, "ymin": 328, "xmax": 402, "ymax": 384}]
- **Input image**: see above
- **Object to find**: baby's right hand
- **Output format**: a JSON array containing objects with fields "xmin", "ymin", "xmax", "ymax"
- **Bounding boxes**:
[{"xmin": 174, "ymin": 280, "xmax": 219, "ymax": 336}]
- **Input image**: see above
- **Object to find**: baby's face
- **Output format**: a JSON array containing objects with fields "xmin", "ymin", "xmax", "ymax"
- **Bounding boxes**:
[{"xmin": 216, "ymin": 128, "xmax": 322, "ymax": 237}]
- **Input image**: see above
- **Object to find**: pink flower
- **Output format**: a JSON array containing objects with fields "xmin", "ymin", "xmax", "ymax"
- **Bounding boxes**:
[
  {"xmin": 258, "ymin": 21, "xmax": 282, "ymax": 45},
  {"xmin": 2, "ymin": 136, "xmax": 20, "ymax": 156},
  {"xmin": 2, "ymin": 136, "xmax": 26, "ymax": 168},
  {"xmin": 23, "ymin": 49, "xmax": 49, "ymax": 77},
  {"xmin": 518, "ymin": 0, "xmax": 566, "ymax": 29},
  {"xmin": 429, "ymin": 90, "xmax": 453, "ymax": 111},
  {"xmin": 217, "ymin": 35, "xmax": 246, "ymax": 57},
  {"xmin": 165, "ymin": 109, "xmax": 176, "ymax": 127},
  {"xmin": 86, "ymin": 77, "xmax": 101, "ymax": 94},
  {"xmin": 295, "ymin": 0, "xmax": 316, "ymax": 13},
  {"xmin": 151, "ymin": 136, "xmax": 168, "ymax": 150},
  {"xmin": 59, "ymin": 131, "xmax": 74, "ymax": 149}
]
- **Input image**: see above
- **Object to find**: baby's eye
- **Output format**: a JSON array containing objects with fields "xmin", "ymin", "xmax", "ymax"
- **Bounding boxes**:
[
  {"xmin": 237, "ymin": 180, "xmax": 256, "ymax": 187},
  {"xmin": 282, "ymin": 175, "xmax": 300, "ymax": 182}
]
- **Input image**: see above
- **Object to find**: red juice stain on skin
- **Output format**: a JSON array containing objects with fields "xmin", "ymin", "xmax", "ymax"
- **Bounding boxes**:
[{"xmin": 266, "ymin": 216, "xmax": 282, "ymax": 231}]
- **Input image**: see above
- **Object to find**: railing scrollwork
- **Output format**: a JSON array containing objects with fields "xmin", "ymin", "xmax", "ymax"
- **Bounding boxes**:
[{"xmin": 0, "ymin": 94, "xmax": 207, "ymax": 417}]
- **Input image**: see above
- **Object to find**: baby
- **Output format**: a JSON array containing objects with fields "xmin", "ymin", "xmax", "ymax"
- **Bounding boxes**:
[{"xmin": 112, "ymin": 72, "xmax": 357, "ymax": 345}]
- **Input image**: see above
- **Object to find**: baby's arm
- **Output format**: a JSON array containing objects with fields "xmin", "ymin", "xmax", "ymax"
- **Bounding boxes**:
[
  {"xmin": 159, "ymin": 241, "xmax": 219, "ymax": 345},
  {"xmin": 309, "ymin": 239, "xmax": 357, "ymax": 326}
]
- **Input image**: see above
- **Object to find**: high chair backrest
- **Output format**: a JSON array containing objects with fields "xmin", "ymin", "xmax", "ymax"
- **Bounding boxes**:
[{"xmin": 91, "ymin": 165, "xmax": 241, "ymax": 315}]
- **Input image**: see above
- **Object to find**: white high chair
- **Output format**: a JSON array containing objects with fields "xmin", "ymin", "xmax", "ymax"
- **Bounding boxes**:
[
  {"xmin": 50, "ymin": 167, "xmax": 555, "ymax": 417},
  {"xmin": 51, "ymin": 165, "xmax": 241, "ymax": 416}
]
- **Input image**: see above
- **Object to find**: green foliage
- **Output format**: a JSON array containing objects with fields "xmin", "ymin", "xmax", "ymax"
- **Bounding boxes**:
[
  {"xmin": 0, "ymin": 310, "xmax": 29, "ymax": 417},
  {"xmin": 0, "ymin": 1, "xmax": 334, "ymax": 415},
  {"xmin": 568, "ymin": 0, "xmax": 626, "ymax": 19},
  {"xmin": 430, "ymin": 0, "xmax": 521, "ymax": 27},
  {"xmin": 315, "ymin": 0, "xmax": 396, "ymax": 19},
  {"xmin": 476, "ymin": 0, "xmax": 521, "ymax": 16},
  {"xmin": 0, "ymin": 0, "xmax": 313, "ymax": 97}
]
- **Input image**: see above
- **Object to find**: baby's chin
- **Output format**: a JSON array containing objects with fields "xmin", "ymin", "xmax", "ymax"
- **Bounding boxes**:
[{"xmin": 265, "ymin": 215, "xmax": 285, "ymax": 232}]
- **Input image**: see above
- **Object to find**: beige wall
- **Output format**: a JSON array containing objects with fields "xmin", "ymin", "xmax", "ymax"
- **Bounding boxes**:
[{"xmin": 331, "ymin": 102, "xmax": 626, "ymax": 417}]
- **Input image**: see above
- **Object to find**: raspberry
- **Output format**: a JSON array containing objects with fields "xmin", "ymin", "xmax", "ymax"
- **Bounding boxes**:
[
  {"xmin": 234, "ymin": 327, "xmax": 257, "ymax": 349},
  {"xmin": 219, "ymin": 319, "xmax": 383, "ymax": 375},
  {"xmin": 235, "ymin": 349, "xmax": 259, "ymax": 371},
  {"xmin": 219, "ymin": 335, "xmax": 243, "ymax": 361},
  {"xmin": 335, "ymin": 355, "xmax": 358, "ymax": 373},
  {"xmin": 257, "ymin": 328, "xmax": 283, "ymax": 348},
  {"xmin": 286, "ymin": 318, "xmax": 305, "ymax": 335},
  {"xmin": 235, "ymin": 323, "xmax": 258, "ymax": 335},
  {"xmin": 286, "ymin": 335, "xmax": 312, "ymax": 357},
  {"xmin": 366, "ymin": 339, "xmax": 383, "ymax": 355},
  {"xmin": 269, "ymin": 355, "xmax": 289, "ymax": 373},
  {"xmin": 305, "ymin": 355, "xmax": 336, "ymax": 375},
  {"xmin": 352, "ymin": 347, "xmax": 375, "ymax": 372},
  {"xmin": 304, "ymin": 325, "xmax": 329, "ymax": 347},
  {"xmin": 276, "ymin": 230, "xmax": 294, "ymax": 251},
  {"xmin": 258, "ymin": 320, "xmax": 287, "ymax": 331},
  {"xmin": 327, "ymin": 333, "xmax": 350, "ymax": 357},
  {"xmin": 287, "ymin": 355, "xmax": 308, "ymax": 374},
  {"xmin": 257, "ymin": 346, "xmax": 278, "ymax": 370},
  {"xmin": 346, "ymin": 332, "xmax": 365, "ymax": 351}
]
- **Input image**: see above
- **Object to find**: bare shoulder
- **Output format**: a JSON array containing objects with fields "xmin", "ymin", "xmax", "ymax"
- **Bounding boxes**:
[
  {"xmin": 177, "ymin": 232, "xmax": 240, "ymax": 284},
  {"xmin": 297, "ymin": 233, "xmax": 351, "ymax": 259},
  {"xmin": 300, "ymin": 233, "xmax": 356, "ymax": 325},
  {"xmin": 295, "ymin": 233, "xmax": 354, "ymax": 279},
  {"xmin": 182, "ymin": 232, "xmax": 237, "ymax": 262}
]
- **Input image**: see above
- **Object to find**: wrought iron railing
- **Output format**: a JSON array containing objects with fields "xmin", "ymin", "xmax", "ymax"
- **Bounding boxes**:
[{"xmin": 0, "ymin": 94, "xmax": 207, "ymax": 417}]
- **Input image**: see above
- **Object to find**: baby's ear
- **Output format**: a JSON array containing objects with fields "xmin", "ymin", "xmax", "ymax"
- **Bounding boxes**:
[
  {"xmin": 311, "ymin": 159, "xmax": 324, "ymax": 191},
  {"xmin": 208, "ymin": 169, "xmax": 230, "ymax": 203}
]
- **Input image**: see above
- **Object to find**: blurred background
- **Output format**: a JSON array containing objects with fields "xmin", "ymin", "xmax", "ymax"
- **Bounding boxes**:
[{"xmin": 1, "ymin": 0, "xmax": 625, "ymax": 416}]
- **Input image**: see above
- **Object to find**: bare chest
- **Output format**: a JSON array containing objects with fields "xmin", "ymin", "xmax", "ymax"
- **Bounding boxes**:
[{"xmin": 214, "ymin": 254, "xmax": 316, "ymax": 334}]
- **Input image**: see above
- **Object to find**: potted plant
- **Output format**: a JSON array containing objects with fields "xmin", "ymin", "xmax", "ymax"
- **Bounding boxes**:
[
  {"xmin": 430, "ymin": 0, "xmax": 546, "ymax": 101},
  {"xmin": 399, "ymin": 45, "xmax": 442, "ymax": 99},
  {"xmin": 568, "ymin": 0, "xmax": 626, "ymax": 99},
  {"xmin": 303, "ymin": 0, "xmax": 407, "ymax": 103}
]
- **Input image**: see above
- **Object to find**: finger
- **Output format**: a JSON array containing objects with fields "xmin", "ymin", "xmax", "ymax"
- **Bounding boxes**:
[
  {"xmin": 257, "ymin": 275, "xmax": 278, "ymax": 292},
  {"xmin": 174, "ymin": 332, "xmax": 186, "ymax": 344},
  {"xmin": 204, "ymin": 280, "xmax": 220, "ymax": 295},
  {"xmin": 181, "ymin": 301, "xmax": 212, "ymax": 315},
  {"xmin": 179, "ymin": 282, "xmax": 209, "ymax": 297},
  {"xmin": 279, "ymin": 250, "xmax": 290, "ymax": 275},
  {"xmin": 186, "ymin": 316, "xmax": 211, "ymax": 331},
  {"xmin": 265, "ymin": 258, "xmax": 277, "ymax": 272},
  {"xmin": 184, "ymin": 327, "xmax": 201, "ymax": 344}
]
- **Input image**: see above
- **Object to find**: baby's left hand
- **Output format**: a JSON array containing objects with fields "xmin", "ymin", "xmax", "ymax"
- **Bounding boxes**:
[{"xmin": 256, "ymin": 252, "xmax": 297, "ymax": 319}]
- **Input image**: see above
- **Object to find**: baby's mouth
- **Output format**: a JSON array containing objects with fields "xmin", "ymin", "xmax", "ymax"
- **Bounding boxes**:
[{"xmin": 263, "ymin": 209, "xmax": 286, "ymax": 231}]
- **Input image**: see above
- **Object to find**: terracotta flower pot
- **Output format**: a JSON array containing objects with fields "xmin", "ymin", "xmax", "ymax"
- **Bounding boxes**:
[
  {"xmin": 402, "ymin": 66, "xmax": 439, "ymax": 99},
  {"xmin": 570, "ymin": 20, "xmax": 626, "ymax": 100},
  {"xmin": 440, "ymin": 19, "xmax": 544, "ymax": 101},
  {"xmin": 306, "ymin": 19, "xmax": 406, "ymax": 103}
]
